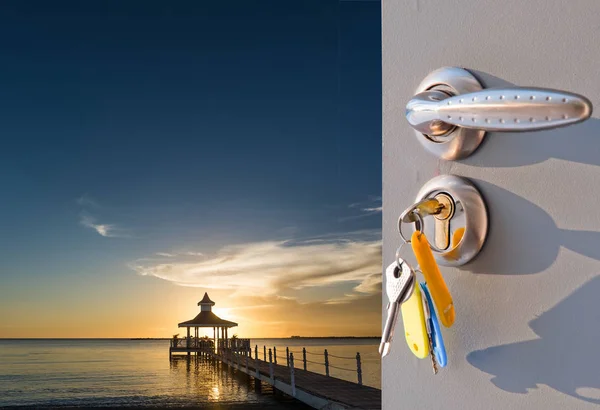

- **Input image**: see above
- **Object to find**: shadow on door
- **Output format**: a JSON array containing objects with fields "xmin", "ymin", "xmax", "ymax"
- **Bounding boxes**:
[
  {"xmin": 467, "ymin": 275, "xmax": 600, "ymax": 404},
  {"xmin": 463, "ymin": 180, "xmax": 600, "ymax": 275}
]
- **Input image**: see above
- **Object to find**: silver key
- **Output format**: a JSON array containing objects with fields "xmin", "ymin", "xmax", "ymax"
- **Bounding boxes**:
[{"xmin": 379, "ymin": 259, "xmax": 416, "ymax": 357}]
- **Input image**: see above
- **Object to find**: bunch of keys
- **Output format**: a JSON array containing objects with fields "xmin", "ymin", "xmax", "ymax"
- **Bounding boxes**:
[{"xmin": 379, "ymin": 227, "xmax": 453, "ymax": 374}]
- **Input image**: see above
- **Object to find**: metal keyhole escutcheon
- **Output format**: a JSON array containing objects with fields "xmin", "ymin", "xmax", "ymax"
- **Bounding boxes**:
[{"xmin": 398, "ymin": 175, "xmax": 488, "ymax": 267}]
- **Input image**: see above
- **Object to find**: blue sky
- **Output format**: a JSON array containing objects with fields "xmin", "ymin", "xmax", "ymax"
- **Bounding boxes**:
[{"xmin": 0, "ymin": 1, "xmax": 382, "ymax": 337}]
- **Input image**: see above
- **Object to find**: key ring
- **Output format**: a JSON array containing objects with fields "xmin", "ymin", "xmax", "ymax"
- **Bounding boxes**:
[
  {"xmin": 395, "ymin": 242, "xmax": 407, "ymax": 271},
  {"xmin": 395, "ymin": 242, "xmax": 422, "ymax": 274},
  {"xmin": 398, "ymin": 197, "xmax": 443, "ymax": 243},
  {"xmin": 398, "ymin": 211, "xmax": 424, "ymax": 244}
]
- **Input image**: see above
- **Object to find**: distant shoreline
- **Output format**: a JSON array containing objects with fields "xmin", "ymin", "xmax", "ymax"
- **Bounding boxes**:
[{"xmin": 1, "ymin": 336, "xmax": 380, "ymax": 341}]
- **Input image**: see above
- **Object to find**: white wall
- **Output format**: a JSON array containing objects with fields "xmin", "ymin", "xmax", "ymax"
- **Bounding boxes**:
[{"xmin": 382, "ymin": 0, "xmax": 600, "ymax": 408}]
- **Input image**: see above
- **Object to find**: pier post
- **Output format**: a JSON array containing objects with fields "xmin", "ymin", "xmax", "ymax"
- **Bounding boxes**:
[
  {"xmin": 245, "ymin": 352, "xmax": 249, "ymax": 373},
  {"xmin": 302, "ymin": 347, "xmax": 307, "ymax": 371},
  {"xmin": 273, "ymin": 346, "xmax": 277, "ymax": 365},
  {"xmin": 255, "ymin": 346, "xmax": 260, "ymax": 378},
  {"xmin": 356, "ymin": 352, "xmax": 363, "ymax": 385},
  {"xmin": 268, "ymin": 348, "xmax": 274, "ymax": 383},
  {"xmin": 289, "ymin": 353, "xmax": 296, "ymax": 397},
  {"xmin": 263, "ymin": 346, "xmax": 266, "ymax": 362},
  {"xmin": 186, "ymin": 327, "xmax": 191, "ymax": 357},
  {"xmin": 286, "ymin": 347, "xmax": 289, "ymax": 367},
  {"xmin": 324, "ymin": 349, "xmax": 329, "ymax": 377}
]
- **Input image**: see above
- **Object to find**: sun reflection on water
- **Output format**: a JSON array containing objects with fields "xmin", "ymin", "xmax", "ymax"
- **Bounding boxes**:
[{"xmin": 209, "ymin": 385, "xmax": 220, "ymax": 401}]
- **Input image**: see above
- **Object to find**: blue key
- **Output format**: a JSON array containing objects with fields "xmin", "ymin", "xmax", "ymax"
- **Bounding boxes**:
[{"xmin": 420, "ymin": 282, "xmax": 447, "ymax": 368}]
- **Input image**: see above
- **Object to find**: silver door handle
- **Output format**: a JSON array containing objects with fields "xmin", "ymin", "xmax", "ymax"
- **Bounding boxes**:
[
  {"xmin": 405, "ymin": 67, "xmax": 594, "ymax": 160},
  {"xmin": 406, "ymin": 87, "xmax": 592, "ymax": 135}
]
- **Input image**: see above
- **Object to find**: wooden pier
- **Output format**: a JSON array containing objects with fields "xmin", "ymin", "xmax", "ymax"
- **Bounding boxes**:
[
  {"xmin": 170, "ymin": 343, "xmax": 381, "ymax": 410},
  {"xmin": 170, "ymin": 294, "xmax": 380, "ymax": 409}
]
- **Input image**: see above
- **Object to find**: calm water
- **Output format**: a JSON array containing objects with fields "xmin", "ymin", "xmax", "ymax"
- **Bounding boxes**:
[{"xmin": 0, "ymin": 338, "xmax": 380, "ymax": 408}]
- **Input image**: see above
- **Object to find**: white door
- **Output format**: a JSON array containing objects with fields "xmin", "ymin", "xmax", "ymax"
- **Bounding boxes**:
[{"xmin": 383, "ymin": 1, "xmax": 600, "ymax": 409}]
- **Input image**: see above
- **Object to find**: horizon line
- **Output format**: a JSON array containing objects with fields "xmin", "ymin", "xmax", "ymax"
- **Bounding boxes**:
[{"xmin": 0, "ymin": 336, "xmax": 381, "ymax": 340}]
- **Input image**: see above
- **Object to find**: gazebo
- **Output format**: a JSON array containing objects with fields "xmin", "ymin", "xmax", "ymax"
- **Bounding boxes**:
[{"xmin": 173, "ymin": 292, "xmax": 238, "ymax": 355}]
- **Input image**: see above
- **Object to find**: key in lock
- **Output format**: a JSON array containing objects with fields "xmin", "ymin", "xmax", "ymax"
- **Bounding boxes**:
[
  {"xmin": 432, "ymin": 193, "xmax": 454, "ymax": 250},
  {"xmin": 399, "ymin": 193, "xmax": 455, "ymax": 250}
]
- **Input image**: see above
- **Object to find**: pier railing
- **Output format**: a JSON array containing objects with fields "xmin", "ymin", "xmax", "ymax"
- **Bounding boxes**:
[
  {"xmin": 213, "ymin": 343, "xmax": 379, "ymax": 408},
  {"xmin": 234, "ymin": 344, "xmax": 364, "ymax": 385},
  {"xmin": 170, "ymin": 339, "xmax": 364, "ymax": 386},
  {"xmin": 285, "ymin": 346, "xmax": 363, "ymax": 385},
  {"xmin": 217, "ymin": 338, "xmax": 251, "ymax": 352},
  {"xmin": 170, "ymin": 337, "xmax": 215, "ymax": 350}
]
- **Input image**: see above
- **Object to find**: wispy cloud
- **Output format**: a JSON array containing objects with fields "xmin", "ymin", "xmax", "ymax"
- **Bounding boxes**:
[
  {"xmin": 339, "ymin": 196, "xmax": 382, "ymax": 222},
  {"xmin": 348, "ymin": 195, "xmax": 381, "ymax": 209},
  {"xmin": 324, "ymin": 273, "xmax": 382, "ymax": 305},
  {"xmin": 353, "ymin": 272, "xmax": 382, "ymax": 295},
  {"xmin": 184, "ymin": 251, "xmax": 204, "ymax": 256},
  {"xmin": 362, "ymin": 206, "xmax": 382, "ymax": 213},
  {"xmin": 131, "ymin": 235, "xmax": 381, "ymax": 302},
  {"xmin": 155, "ymin": 251, "xmax": 203, "ymax": 258},
  {"xmin": 77, "ymin": 195, "xmax": 129, "ymax": 238},
  {"xmin": 79, "ymin": 214, "xmax": 124, "ymax": 238}
]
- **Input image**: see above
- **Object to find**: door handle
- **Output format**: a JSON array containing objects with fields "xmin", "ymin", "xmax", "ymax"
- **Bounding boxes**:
[{"xmin": 405, "ymin": 67, "xmax": 594, "ymax": 159}]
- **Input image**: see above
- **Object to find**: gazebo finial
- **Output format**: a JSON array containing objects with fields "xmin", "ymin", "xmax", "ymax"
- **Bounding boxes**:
[{"xmin": 198, "ymin": 292, "xmax": 215, "ymax": 311}]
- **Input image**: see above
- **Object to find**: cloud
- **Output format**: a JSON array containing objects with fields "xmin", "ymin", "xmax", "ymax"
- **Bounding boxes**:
[
  {"xmin": 155, "ymin": 251, "xmax": 202, "ymax": 258},
  {"xmin": 184, "ymin": 251, "xmax": 204, "ymax": 256},
  {"xmin": 131, "ymin": 236, "xmax": 382, "ymax": 300},
  {"xmin": 77, "ymin": 195, "xmax": 129, "ymax": 238},
  {"xmin": 339, "ymin": 197, "xmax": 382, "ymax": 222},
  {"xmin": 324, "ymin": 273, "xmax": 382, "ymax": 305},
  {"xmin": 348, "ymin": 195, "xmax": 381, "ymax": 209},
  {"xmin": 353, "ymin": 272, "xmax": 382, "ymax": 294},
  {"xmin": 79, "ymin": 213, "xmax": 127, "ymax": 238}
]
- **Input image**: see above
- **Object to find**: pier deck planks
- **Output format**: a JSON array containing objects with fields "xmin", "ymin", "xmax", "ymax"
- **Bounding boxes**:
[{"xmin": 227, "ymin": 354, "xmax": 381, "ymax": 410}]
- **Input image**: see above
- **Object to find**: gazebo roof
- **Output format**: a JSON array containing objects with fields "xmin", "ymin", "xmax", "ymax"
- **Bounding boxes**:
[
  {"xmin": 178, "ymin": 310, "xmax": 238, "ymax": 328},
  {"xmin": 198, "ymin": 292, "xmax": 215, "ymax": 306}
]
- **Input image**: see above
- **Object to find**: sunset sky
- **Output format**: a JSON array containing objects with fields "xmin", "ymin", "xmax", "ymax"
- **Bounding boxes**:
[{"xmin": 0, "ymin": 0, "xmax": 382, "ymax": 338}]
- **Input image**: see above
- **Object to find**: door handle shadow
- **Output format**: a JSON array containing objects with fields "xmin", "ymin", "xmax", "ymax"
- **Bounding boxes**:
[
  {"xmin": 465, "ymin": 180, "xmax": 600, "ymax": 275},
  {"xmin": 467, "ymin": 275, "xmax": 600, "ymax": 404},
  {"xmin": 464, "ymin": 70, "xmax": 600, "ymax": 168}
]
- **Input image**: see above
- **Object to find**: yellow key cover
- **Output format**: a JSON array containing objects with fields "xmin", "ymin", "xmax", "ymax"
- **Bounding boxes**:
[
  {"xmin": 446, "ymin": 227, "xmax": 465, "ymax": 261},
  {"xmin": 411, "ymin": 231, "xmax": 455, "ymax": 328},
  {"xmin": 401, "ymin": 283, "xmax": 430, "ymax": 359},
  {"xmin": 452, "ymin": 227, "xmax": 465, "ymax": 248}
]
